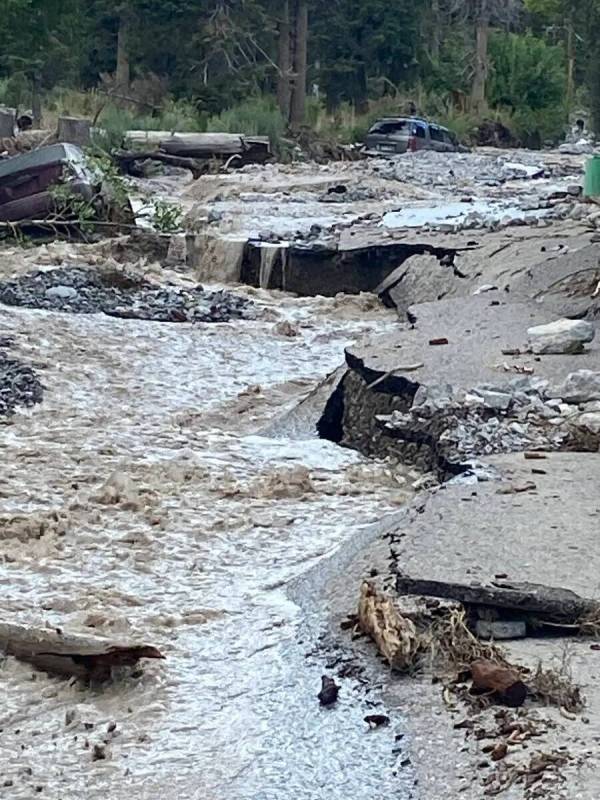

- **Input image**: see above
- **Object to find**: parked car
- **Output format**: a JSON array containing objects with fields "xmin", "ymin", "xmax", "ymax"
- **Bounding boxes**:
[
  {"xmin": 0, "ymin": 143, "xmax": 98, "ymax": 222},
  {"xmin": 364, "ymin": 117, "xmax": 458, "ymax": 156}
]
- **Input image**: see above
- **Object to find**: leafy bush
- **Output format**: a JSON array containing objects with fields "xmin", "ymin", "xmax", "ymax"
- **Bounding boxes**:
[
  {"xmin": 0, "ymin": 72, "xmax": 30, "ymax": 110},
  {"xmin": 206, "ymin": 96, "xmax": 285, "ymax": 151},
  {"xmin": 488, "ymin": 32, "xmax": 565, "ymax": 113}
]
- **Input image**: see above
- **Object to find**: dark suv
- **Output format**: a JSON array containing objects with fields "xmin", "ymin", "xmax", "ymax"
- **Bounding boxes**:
[{"xmin": 365, "ymin": 117, "xmax": 458, "ymax": 155}]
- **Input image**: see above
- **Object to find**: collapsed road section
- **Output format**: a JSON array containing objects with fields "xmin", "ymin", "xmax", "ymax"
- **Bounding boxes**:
[{"xmin": 317, "ymin": 295, "xmax": 600, "ymax": 472}]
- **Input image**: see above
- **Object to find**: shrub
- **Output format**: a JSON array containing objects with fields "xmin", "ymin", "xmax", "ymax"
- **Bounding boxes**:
[
  {"xmin": 206, "ymin": 96, "xmax": 286, "ymax": 152},
  {"xmin": 488, "ymin": 31, "xmax": 566, "ymax": 113}
]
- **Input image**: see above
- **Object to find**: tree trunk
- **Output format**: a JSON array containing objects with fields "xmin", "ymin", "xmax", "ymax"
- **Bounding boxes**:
[
  {"xmin": 277, "ymin": 0, "xmax": 292, "ymax": 122},
  {"xmin": 588, "ymin": 7, "xmax": 600, "ymax": 135},
  {"xmin": 430, "ymin": 0, "xmax": 441, "ymax": 62},
  {"xmin": 116, "ymin": 8, "xmax": 131, "ymax": 94},
  {"xmin": 290, "ymin": 1, "xmax": 308, "ymax": 133},
  {"xmin": 471, "ymin": 0, "xmax": 489, "ymax": 114},
  {"xmin": 31, "ymin": 72, "xmax": 42, "ymax": 129},
  {"xmin": 566, "ymin": 16, "xmax": 575, "ymax": 117}
]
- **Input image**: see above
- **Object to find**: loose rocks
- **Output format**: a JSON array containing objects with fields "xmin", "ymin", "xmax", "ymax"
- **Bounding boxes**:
[
  {"xmin": 0, "ymin": 267, "xmax": 253, "ymax": 324},
  {"xmin": 0, "ymin": 339, "xmax": 43, "ymax": 417},
  {"xmin": 527, "ymin": 318, "xmax": 595, "ymax": 355}
]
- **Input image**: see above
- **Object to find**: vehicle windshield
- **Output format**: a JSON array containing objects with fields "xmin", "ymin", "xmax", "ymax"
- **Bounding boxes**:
[{"xmin": 368, "ymin": 120, "xmax": 408, "ymax": 136}]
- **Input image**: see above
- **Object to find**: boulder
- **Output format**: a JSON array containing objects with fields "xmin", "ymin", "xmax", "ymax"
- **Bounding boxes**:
[
  {"xmin": 45, "ymin": 285, "xmax": 79, "ymax": 301},
  {"xmin": 553, "ymin": 370, "xmax": 600, "ymax": 403},
  {"xmin": 527, "ymin": 318, "xmax": 595, "ymax": 355},
  {"xmin": 575, "ymin": 411, "xmax": 600, "ymax": 434}
]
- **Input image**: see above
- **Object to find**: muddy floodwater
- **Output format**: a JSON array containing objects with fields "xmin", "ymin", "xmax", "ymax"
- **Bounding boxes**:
[{"xmin": 0, "ymin": 285, "xmax": 415, "ymax": 799}]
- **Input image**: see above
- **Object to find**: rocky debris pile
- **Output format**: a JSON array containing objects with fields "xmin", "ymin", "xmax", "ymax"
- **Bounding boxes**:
[
  {"xmin": 0, "ymin": 267, "xmax": 253, "ymax": 323},
  {"xmin": 378, "ymin": 150, "xmax": 552, "ymax": 189},
  {"xmin": 0, "ymin": 336, "xmax": 43, "ymax": 416},
  {"xmin": 380, "ymin": 371, "xmax": 600, "ymax": 463}
]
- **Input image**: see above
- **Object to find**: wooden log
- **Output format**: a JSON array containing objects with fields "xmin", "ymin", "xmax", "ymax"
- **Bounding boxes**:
[
  {"xmin": 395, "ymin": 575, "xmax": 596, "ymax": 625},
  {"xmin": 0, "ymin": 107, "xmax": 16, "ymax": 138},
  {"xmin": 471, "ymin": 659, "xmax": 527, "ymax": 708},
  {"xmin": 114, "ymin": 149, "xmax": 209, "ymax": 179},
  {"xmin": 0, "ymin": 621, "xmax": 164, "ymax": 680},
  {"xmin": 124, "ymin": 131, "xmax": 271, "ymax": 163},
  {"xmin": 57, "ymin": 116, "xmax": 91, "ymax": 147},
  {"xmin": 358, "ymin": 581, "xmax": 422, "ymax": 670}
]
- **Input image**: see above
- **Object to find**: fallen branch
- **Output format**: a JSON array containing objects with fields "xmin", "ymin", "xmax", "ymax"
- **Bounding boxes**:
[{"xmin": 114, "ymin": 149, "xmax": 210, "ymax": 179}]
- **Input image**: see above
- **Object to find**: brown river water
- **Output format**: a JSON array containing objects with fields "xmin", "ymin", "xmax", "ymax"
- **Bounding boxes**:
[{"xmin": 0, "ymin": 277, "xmax": 416, "ymax": 799}]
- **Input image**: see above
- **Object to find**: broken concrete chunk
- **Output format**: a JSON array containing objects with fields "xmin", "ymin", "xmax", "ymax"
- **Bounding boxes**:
[
  {"xmin": 527, "ymin": 318, "xmax": 595, "ymax": 355},
  {"xmin": 552, "ymin": 370, "xmax": 600, "ymax": 403},
  {"xmin": 575, "ymin": 411, "xmax": 600, "ymax": 435},
  {"xmin": 472, "ymin": 388, "xmax": 512, "ymax": 411}
]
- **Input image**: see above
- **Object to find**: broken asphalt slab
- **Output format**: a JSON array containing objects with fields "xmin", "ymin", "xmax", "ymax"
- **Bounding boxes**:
[
  {"xmin": 396, "ymin": 451, "xmax": 600, "ymax": 605},
  {"xmin": 382, "ymin": 451, "xmax": 600, "ymax": 799}
]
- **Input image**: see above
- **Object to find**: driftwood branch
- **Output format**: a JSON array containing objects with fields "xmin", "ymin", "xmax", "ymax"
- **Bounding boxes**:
[
  {"xmin": 114, "ymin": 148, "xmax": 210, "ymax": 179},
  {"xmin": 0, "ymin": 621, "xmax": 164, "ymax": 680}
]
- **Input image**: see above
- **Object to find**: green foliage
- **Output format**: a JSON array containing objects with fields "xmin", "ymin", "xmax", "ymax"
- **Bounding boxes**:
[
  {"xmin": 207, "ymin": 96, "xmax": 286, "ymax": 150},
  {"xmin": 148, "ymin": 199, "xmax": 183, "ymax": 233},
  {"xmin": 49, "ymin": 180, "xmax": 98, "ymax": 233},
  {"xmin": 419, "ymin": 31, "xmax": 473, "ymax": 97},
  {"xmin": 488, "ymin": 32, "xmax": 566, "ymax": 112},
  {"xmin": 85, "ymin": 151, "xmax": 131, "ymax": 211}
]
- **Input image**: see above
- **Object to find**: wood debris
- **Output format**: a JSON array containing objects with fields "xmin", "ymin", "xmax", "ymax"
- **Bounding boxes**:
[
  {"xmin": 357, "ymin": 581, "xmax": 422, "ymax": 670},
  {"xmin": 0, "ymin": 621, "xmax": 164, "ymax": 680}
]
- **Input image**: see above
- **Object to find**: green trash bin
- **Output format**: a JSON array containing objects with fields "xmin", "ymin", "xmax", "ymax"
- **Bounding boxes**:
[{"xmin": 584, "ymin": 155, "xmax": 600, "ymax": 197}]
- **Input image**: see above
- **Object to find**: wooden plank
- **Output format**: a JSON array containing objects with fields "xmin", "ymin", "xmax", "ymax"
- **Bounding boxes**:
[{"xmin": 395, "ymin": 576, "xmax": 596, "ymax": 624}]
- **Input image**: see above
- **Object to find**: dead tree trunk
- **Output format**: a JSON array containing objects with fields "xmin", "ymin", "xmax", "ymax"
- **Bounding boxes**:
[
  {"xmin": 290, "ymin": 0, "xmax": 308, "ymax": 133},
  {"xmin": 116, "ymin": 7, "xmax": 131, "ymax": 95},
  {"xmin": 430, "ymin": 0, "xmax": 441, "ymax": 62},
  {"xmin": 31, "ymin": 72, "xmax": 42, "ymax": 129},
  {"xmin": 566, "ymin": 16, "xmax": 575, "ymax": 116},
  {"xmin": 471, "ymin": 0, "xmax": 489, "ymax": 114},
  {"xmin": 277, "ymin": 0, "xmax": 292, "ymax": 122},
  {"xmin": 0, "ymin": 108, "xmax": 16, "ymax": 138}
]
